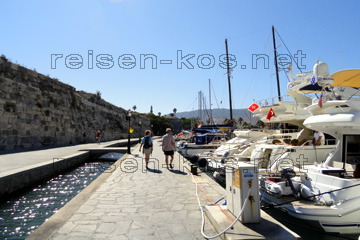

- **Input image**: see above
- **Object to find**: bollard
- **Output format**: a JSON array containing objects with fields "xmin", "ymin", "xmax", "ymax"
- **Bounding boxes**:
[{"xmin": 191, "ymin": 164, "xmax": 198, "ymax": 175}]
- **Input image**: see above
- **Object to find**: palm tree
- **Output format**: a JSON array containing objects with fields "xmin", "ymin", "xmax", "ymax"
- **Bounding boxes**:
[
  {"xmin": 133, "ymin": 105, "xmax": 137, "ymax": 111},
  {"xmin": 173, "ymin": 108, "xmax": 177, "ymax": 116},
  {"xmin": 238, "ymin": 117, "xmax": 244, "ymax": 129}
]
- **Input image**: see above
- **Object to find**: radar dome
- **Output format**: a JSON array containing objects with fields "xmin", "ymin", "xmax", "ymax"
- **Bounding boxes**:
[
  {"xmin": 313, "ymin": 61, "xmax": 329, "ymax": 77},
  {"xmin": 313, "ymin": 61, "xmax": 333, "ymax": 86}
]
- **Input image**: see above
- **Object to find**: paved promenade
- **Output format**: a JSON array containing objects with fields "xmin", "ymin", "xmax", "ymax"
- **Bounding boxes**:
[
  {"xmin": 0, "ymin": 139, "xmax": 138, "ymax": 175},
  {"xmin": 28, "ymin": 137, "xmax": 223, "ymax": 239}
]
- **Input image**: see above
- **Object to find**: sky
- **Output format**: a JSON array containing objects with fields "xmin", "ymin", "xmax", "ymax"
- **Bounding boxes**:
[{"xmin": 2, "ymin": 0, "xmax": 360, "ymax": 116}]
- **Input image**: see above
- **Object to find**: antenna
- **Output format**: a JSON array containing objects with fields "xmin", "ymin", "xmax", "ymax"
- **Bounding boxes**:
[{"xmin": 340, "ymin": 50, "xmax": 343, "ymax": 69}]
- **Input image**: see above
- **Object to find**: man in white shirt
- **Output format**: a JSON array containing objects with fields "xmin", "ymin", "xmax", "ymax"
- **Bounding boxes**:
[
  {"xmin": 162, "ymin": 128, "xmax": 175, "ymax": 169},
  {"xmin": 314, "ymin": 130, "xmax": 325, "ymax": 146}
]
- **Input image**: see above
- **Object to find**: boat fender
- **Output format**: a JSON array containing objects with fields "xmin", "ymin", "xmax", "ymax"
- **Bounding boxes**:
[
  {"xmin": 197, "ymin": 157, "xmax": 207, "ymax": 168},
  {"xmin": 267, "ymin": 181, "xmax": 283, "ymax": 197},
  {"xmin": 188, "ymin": 155, "xmax": 199, "ymax": 163},
  {"xmin": 300, "ymin": 184, "xmax": 315, "ymax": 201}
]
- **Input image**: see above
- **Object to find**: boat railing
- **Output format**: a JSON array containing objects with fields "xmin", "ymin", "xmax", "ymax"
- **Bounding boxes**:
[
  {"xmin": 236, "ymin": 128, "xmax": 299, "ymax": 135},
  {"xmin": 256, "ymin": 95, "xmax": 293, "ymax": 107},
  {"xmin": 325, "ymin": 139, "xmax": 337, "ymax": 145}
]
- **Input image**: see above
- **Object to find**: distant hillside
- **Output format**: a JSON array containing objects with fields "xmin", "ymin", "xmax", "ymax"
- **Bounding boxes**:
[{"xmin": 175, "ymin": 108, "xmax": 259, "ymax": 124}]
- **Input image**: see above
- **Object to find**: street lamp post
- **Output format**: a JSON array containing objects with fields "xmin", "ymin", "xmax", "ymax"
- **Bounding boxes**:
[
  {"xmin": 126, "ymin": 110, "xmax": 132, "ymax": 154},
  {"xmin": 138, "ymin": 120, "xmax": 142, "ymax": 143},
  {"xmin": 151, "ymin": 124, "xmax": 153, "ymax": 137}
]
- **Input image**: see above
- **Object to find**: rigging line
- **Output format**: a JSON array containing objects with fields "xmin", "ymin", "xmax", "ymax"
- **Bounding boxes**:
[
  {"xmin": 185, "ymin": 97, "xmax": 198, "ymax": 111},
  {"xmin": 277, "ymin": 58, "xmax": 291, "ymax": 83},
  {"xmin": 211, "ymin": 82, "xmax": 223, "ymax": 122},
  {"xmin": 275, "ymin": 28, "xmax": 303, "ymax": 73},
  {"xmin": 346, "ymin": 88, "xmax": 360, "ymax": 100},
  {"xmin": 203, "ymin": 95, "xmax": 211, "ymax": 122},
  {"xmin": 283, "ymin": 68, "xmax": 290, "ymax": 83},
  {"xmin": 240, "ymin": 30, "xmax": 272, "ymax": 108}
]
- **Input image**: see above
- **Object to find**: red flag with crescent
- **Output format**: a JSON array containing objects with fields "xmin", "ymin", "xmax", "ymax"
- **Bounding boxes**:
[{"xmin": 266, "ymin": 108, "xmax": 275, "ymax": 121}]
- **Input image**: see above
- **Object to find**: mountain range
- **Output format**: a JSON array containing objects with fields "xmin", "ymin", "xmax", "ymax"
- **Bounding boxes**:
[{"xmin": 174, "ymin": 108, "xmax": 259, "ymax": 124}]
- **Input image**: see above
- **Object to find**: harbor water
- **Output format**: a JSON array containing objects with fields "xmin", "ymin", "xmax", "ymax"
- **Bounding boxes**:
[{"xmin": 0, "ymin": 153, "xmax": 122, "ymax": 240}]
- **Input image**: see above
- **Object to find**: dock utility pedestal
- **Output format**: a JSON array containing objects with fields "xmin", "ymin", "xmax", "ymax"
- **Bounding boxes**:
[{"xmin": 226, "ymin": 162, "xmax": 260, "ymax": 223}]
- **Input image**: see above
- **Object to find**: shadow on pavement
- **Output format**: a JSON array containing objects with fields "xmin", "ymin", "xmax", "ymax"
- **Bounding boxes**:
[
  {"xmin": 146, "ymin": 168, "xmax": 162, "ymax": 174},
  {"xmin": 169, "ymin": 169, "xmax": 188, "ymax": 175}
]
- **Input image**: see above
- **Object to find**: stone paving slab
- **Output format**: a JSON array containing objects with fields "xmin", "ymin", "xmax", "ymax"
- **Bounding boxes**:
[{"xmin": 28, "ymin": 138, "xmax": 224, "ymax": 239}]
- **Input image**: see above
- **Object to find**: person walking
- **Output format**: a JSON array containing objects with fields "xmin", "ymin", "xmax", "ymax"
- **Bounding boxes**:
[
  {"xmin": 139, "ymin": 130, "xmax": 153, "ymax": 169},
  {"xmin": 96, "ymin": 131, "xmax": 101, "ymax": 144},
  {"xmin": 83, "ymin": 132, "xmax": 87, "ymax": 143},
  {"xmin": 162, "ymin": 128, "xmax": 175, "ymax": 169}
]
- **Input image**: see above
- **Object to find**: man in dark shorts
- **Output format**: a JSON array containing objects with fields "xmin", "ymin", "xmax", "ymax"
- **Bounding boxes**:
[{"xmin": 162, "ymin": 128, "xmax": 175, "ymax": 169}]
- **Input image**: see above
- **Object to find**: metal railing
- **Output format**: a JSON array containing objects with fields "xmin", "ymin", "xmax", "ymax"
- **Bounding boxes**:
[{"xmin": 256, "ymin": 95, "xmax": 293, "ymax": 108}]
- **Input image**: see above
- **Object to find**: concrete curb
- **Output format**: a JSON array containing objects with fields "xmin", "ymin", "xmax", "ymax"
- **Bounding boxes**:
[{"xmin": 0, "ymin": 152, "xmax": 89, "ymax": 198}]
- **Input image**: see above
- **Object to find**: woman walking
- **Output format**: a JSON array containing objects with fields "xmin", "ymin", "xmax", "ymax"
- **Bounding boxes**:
[{"xmin": 139, "ymin": 130, "xmax": 153, "ymax": 169}]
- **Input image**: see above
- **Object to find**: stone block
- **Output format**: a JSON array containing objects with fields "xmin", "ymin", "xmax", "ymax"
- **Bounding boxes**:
[{"xmin": 21, "ymin": 137, "xmax": 30, "ymax": 144}]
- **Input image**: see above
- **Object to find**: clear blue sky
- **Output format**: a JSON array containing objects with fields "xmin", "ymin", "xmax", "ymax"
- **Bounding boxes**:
[{"xmin": 2, "ymin": 0, "xmax": 360, "ymax": 116}]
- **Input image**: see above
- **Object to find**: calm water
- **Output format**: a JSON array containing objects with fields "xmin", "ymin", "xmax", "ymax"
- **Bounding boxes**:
[
  {"xmin": 0, "ymin": 155, "xmax": 120, "ymax": 240},
  {"xmin": 264, "ymin": 208, "xmax": 359, "ymax": 240}
]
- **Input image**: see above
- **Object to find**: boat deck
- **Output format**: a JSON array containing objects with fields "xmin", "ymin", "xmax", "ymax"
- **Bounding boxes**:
[{"xmin": 277, "ymin": 195, "xmax": 331, "ymax": 209}]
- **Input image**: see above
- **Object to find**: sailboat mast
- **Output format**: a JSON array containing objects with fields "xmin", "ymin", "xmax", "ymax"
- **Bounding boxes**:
[
  {"xmin": 209, "ymin": 79, "xmax": 213, "ymax": 124},
  {"xmin": 225, "ymin": 38, "xmax": 233, "ymax": 121},
  {"xmin": 272, "ymin": 25, "xmax": 281, "ymax": 101}
]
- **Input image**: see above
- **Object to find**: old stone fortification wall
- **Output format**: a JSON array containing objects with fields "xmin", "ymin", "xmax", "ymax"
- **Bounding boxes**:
[{"xmin": 0, "ymin": 57, "xmax": 150, "ymax": 151}]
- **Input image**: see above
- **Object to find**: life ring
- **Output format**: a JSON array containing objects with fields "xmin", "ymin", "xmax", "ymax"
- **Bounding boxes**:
[{"xmin": 266, "ymin": 122, "xmax": 271, "ymax": 127}]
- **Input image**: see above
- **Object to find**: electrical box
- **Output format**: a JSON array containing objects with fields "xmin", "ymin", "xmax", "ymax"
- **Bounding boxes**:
[{"xmin": 226, "ymin": 162, "xmax": 260, "ymax": 223}]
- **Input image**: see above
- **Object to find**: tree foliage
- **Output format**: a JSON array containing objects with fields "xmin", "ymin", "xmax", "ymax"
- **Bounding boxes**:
[
  {"xmin": 180, "ymin": 117, "xmax": 200, "ymax": 130},
  {"xmin": 181, "ymin": 118, "xmax": 192, "ymax": 130},
  {"xmin": 144, "ymin": 113, "xmax": 173, "ymax": 136},
  {"xmin": 256, "ymin": 120, "xmax": 265, "ymax": 128}
]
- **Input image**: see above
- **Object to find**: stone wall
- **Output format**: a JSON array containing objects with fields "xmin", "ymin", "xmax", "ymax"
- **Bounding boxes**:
[{"xmin": 0, "ymin": 57, "xmax": 150, "ymax": 151}]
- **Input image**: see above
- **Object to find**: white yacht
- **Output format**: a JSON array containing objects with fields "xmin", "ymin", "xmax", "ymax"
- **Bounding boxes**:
[
  {"xmin": 260, "ymin": 64, "xmax": 360, "ymax": 234},
  {"xmin": 209, "ymin": 63, "xmax": 323, "ymax": 176},
  {"xmin": 204, "ymin": 130, "xmax": 267, "ymax": 171}
]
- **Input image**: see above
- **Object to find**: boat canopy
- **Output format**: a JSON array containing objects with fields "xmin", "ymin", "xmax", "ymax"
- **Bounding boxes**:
[
  {"xmin": 194, "ymin": 134, "xmax": 216, "ymax": 145},
  {"xmin": 330, "ymin": 69, "xmax": 360, "ymax": 88},
  {"xmin": 298, "ymin": 82, "xmax": 323, "ymax": 93},
  {"xmin": 194, "ymin": 128, "xmax": 218, "ymax": 134}
]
